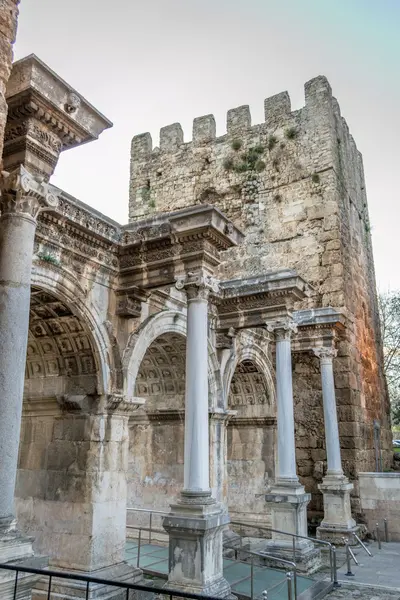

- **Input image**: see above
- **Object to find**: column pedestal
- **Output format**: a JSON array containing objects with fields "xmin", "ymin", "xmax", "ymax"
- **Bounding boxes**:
[
  {"xmin": 163, "ymin": 492, "xmax": 231, "ymax": 597},
  {"xmin": 316, "ymin": 476, "xmax": 358, "ymax": 544},
  {"xmin": 265, "ymin": 486, "xmax": 320, "ymax": 573}
]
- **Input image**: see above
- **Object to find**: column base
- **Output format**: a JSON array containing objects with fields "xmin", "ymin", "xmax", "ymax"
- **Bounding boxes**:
[
  {"xmin": 163, "ymin": 491, "xmax": 233, "ymax": 598},
  {"xmin": 265, "ymin": 483, "xmax": 321, "ymax": 573},
  {"xmin": 316, "ymin": 476, "xmax": 358, "ymax": 545},
  {"xmin": 32, "ymin": 562, "xmax": 143, "ymax": 600},
  {"xmin": 0, "ymin": 528, "xmax": 46, "ymax": 600}
]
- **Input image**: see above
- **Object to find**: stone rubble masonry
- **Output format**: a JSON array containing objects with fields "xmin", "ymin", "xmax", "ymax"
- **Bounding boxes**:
[
  {"xmin": 0, "ymin": 0, "xmax": 19, "ymax": 167},
  {"xmin": 129, "ymin": 77, "xmax": 392, "ymax": 516}
]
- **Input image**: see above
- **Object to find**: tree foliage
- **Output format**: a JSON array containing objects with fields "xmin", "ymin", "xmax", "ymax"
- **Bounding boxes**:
[{"xmin": 379, "ymin": 291, "xmax": 400, "ymax": 424}]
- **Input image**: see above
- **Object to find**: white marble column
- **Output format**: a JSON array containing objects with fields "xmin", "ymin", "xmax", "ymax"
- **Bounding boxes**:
[
  {"xmin": 0, "ymin": 166, "xmax": 58, "ymax": 531},
  {"xmin": 265, "ymin": 320, "xmax": 317, "ymax": 571},
  {"xmin": 163, "ymin": 273, "xmax": 231, "ymax": 597},
  {"xmin": 267, "ymin": 320, "xmax": 299, "ymax": 486},
  {"xmin": 314, "ymin": 347, "xmax": 357, "ymax": 543},
  {"xmin": 313, "ymin": 348, "xmax": 343, "ymax": 476},
  {"xmin": 182, "ymin": 277, "xmax": 211, "ymax": 494}
]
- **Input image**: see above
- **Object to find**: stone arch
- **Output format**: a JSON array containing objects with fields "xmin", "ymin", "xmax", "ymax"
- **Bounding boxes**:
[
  {"xmin": 223, "ymin": 329, "xmax": 276, "ymax": 408},
  {"xmin": 224, "ymin": 329, "xmax": 277, "ymax": 528},
  {"xmin": 30, "ymin": 264, "xmax": 117, "ymax": 394},
  {"xmin": 123, "ymin": 310, "xmax": 223, "ymax": 408},
  {"xmin": 123, "ymin": 310, "xmax": 223, "ymax": 519},
  {"xmin": 17, "ymin": 265, "xmax": 119, "ymax": 556}
]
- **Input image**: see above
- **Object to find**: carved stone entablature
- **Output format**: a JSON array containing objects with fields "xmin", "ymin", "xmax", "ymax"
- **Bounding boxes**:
[
  {"xmin": 116, "ymin": 296, "xmax": 142, "ymax": 318},
  {"xmin": 146, "ymin": 409, "xmax": 185, "ymax": 423},
  {"xmin": 106, "ymin": 394, "xmax": 145, "ymax": 415},
  {"xmin": 175, "ymin": 272, "xmax": 219, "ymax": 301},
  {"xmin": 291, "ymin": 307, "xmax": 345, "ymax": 353},
  {"xmin": 0, "ymin": 165, "xmax": 59, "ymax": 220},
  {"xmin": 55, "ymin": 194, "xmax": 121, "ymax": 242},
  {"xmin": 5, "ymin": 54, "xmax": 112, "ymax": 179},
  {"xmin": 118, "ymin": 204, "xmax": 242, "ymax": 290},
  {"xmin": 115, "ymin": 287, "xmax": 150, "ymax": 318},
  {"xmin": 216, "ymin": 270, "xmax": 309, "ymax": 332},
  {"xmin": 228, "ymin": 416, "xmax": 276, "ymax": 427},
  {"xmin": 35, "ymin": 212, "xmax": 119, "ymax": 272}
]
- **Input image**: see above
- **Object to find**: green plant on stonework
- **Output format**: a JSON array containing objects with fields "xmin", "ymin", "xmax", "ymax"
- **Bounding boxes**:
[
  {"xmin": 231, "ymin": 139, "xmax": 242, "ymax": 151},
  {"xmin": 285, "ymin": 127, "xmax": 298, "ymax": 140},
  {"xmin": 267, "ymin": 136, "xmax": 278, "ymax": 151},
  {"xmin": 37, "ymin": 252, "xmax": 60, "ymax": 266},
  {"xmin": 223, "ymin": 145, "xmax": 266, "ymax": 174},
  {"xmin": 141, "ymin": 186, "xmax": 151, "ymax": 202},
  {"xmin": 312, "ymin": 173, "xmax": 320, "ymax": 184},
  {"xmin": 149, "ymin": 198, "xmax": 156, "ymax": 208}
]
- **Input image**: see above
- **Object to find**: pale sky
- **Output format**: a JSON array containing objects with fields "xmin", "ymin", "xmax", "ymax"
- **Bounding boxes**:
[{"xmin": 13, "ymin": 0, "xmax": 400, "ymax": 291}]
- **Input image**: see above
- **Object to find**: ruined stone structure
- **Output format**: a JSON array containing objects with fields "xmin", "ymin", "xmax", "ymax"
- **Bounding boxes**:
[{"xmin": 0, "ymin": 3, "xmax": 392, "ymax": 598}]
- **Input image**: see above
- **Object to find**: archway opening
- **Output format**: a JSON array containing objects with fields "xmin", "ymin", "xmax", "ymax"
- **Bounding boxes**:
[
  {"xmin": 128, "ymin": 332, "xmax": 186, "ymax": 517},
  {"xmin": 227, "ymin": 359, "xmax": 275, "ymax": 525},
  {"xmin": 17, "ymin": 286, "xmax": 103, "ymax": 560}
]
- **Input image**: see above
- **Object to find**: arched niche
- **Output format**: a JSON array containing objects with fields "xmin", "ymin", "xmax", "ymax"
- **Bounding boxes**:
[{"xmin": 224, "ymin": 331, "xmax": 276, "ymax": 528}]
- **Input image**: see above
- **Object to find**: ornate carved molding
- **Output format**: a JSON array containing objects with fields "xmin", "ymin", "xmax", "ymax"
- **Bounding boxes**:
[
  {"xmin": 175, "ymin": 272, "xmax": 219, "ymax": 301},
  {"xmin": 0, "ymin": 165, "xmax": 59, "ymax": 219},
  {"xmin": 228, "ymin": 416, "xmax": 276, "ymax": 427},
  {"xmin": 267, "ymin": 318, "xmax": 298, "ymax": 341},
  {"xmin": 313, "ymin": 347, "xmax": 337, "ymax": 364},
  {"xmin": 106, "ymin": 394, "xmax": 146, "ymax": 415}
]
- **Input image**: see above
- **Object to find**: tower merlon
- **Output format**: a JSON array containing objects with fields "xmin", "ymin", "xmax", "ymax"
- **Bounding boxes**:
[
  {"xmin": 304, "ymin": 75, "xmax": 333, "ymax": 107},
  {"xmin": 131, "ymin": 132, "xmax": 153, "ymax": 159},
  {"xmin": 264, "ymin": 91, "xmax": 291, "ymax": 128},
  {"xmin": 160, "ymin": 123, "xmax": 184, "ymax": 151},
  {"xmin": 192, "ymin": 114, "xmax": 216, "ymax": 144},
  {"xmin": 226, "ymin": 105, "xmax": 251, "ymax": 136}
]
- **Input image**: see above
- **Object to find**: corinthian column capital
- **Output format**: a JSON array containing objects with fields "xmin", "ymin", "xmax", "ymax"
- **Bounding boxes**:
[
  {"xmin": 313, "ymin": 346, "xmax": 337, "ymax": 364},
  {"xmin": 176, "ymin": 272, "xmax": 219, "ymax": 301},
  {"xmin": 0, "ymin": 165, "xmax": 59, "ymax": 220},
  {"xmin": 267, "ymin": 318, "xmax": 298, "ymax": 341}
]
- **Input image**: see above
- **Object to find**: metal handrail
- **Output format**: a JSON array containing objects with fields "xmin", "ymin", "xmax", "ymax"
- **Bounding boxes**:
[
  {"xmin": 126, "ymin": 509, "xmax": 299, "ymax": 600},
  {"xmin": 0, "ymin": 562, "xmax": 228, "ymax": 600},
  {"xmin": 229, "ymin": 520, "xmax": 337, "ymax": 585},
  {"xmin": 126, "ymin": 506, "xmax": 340, "ymax": 596}
]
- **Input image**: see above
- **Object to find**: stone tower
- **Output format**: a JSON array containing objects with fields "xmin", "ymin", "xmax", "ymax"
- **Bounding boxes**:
[
  {"xmin": 0, "ymin": 0, "xmax": 19, "ymax": 164},
  {"xmin": 129, "ymin": 77, "xmax": 392, "ymax": 516}
]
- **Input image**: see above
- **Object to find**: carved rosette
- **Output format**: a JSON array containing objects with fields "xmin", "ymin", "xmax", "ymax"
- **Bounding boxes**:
[
  {"xmin": 0, "ymin": 165, "xmax": 59, "ymax": 220},
  {"xmin": 313, "ymin": 346, "xmax": 337, "ymax": 365},
  {"xmin": 175, "ymin": 272, "xmax": 219, "ymax": 301},
  {"xmin": 267, "ymin": 318, "xmax": 298, "ymax": 341}
]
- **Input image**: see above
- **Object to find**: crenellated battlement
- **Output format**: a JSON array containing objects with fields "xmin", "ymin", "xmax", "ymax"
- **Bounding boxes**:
[{"xmin": 130, "ymin": 75, "xmax": 337, "ymax": 161}]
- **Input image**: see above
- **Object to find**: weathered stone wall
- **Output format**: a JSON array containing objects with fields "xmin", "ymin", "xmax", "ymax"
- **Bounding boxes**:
[
  {"xmin": 129, "ymin": 77, "xmax": 391, "ymax": 516},
  {"xmin": 359, "ymin": 473, "xmax": 400, "ymax": 541},
  {"xmin": 16, "ymin": 405, "xmax": 128, "ymax": 571},
  {"xmin": 0, "ymin": 0, "xmax": 19, "ymax": 167}
]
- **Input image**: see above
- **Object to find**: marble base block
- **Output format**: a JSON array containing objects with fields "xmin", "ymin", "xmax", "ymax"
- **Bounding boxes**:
[
  {"xmin": 316, "ymin": 477, "xmax": 359, "ymax": 545},
  {"xmin": 265, "ymin": 485, "xmax": 321, "ymax": 573},
  {"xmin": 0, "ymin": 529, "xmax": 44, "ymax": 600},
  {"xmin": 163, "ymin": 491, "xmax": 233, "ymax": 597}
]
